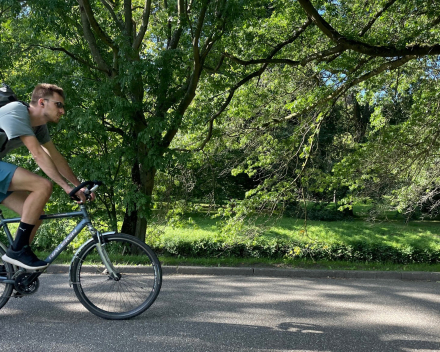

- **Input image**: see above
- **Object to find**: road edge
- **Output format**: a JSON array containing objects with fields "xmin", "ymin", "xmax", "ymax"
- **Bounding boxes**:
[{"xmin": 46, "ymin": 264, "xmax": 440, "ymax": 281}]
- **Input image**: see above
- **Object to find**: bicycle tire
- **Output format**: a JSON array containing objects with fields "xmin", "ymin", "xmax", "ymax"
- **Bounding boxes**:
[
  {"xmin": 0, "ymin": 246, "xmax": 14, "ymax": 310},
  {"xmin": 71, "ymin": 233, "xmax": 162, "ymax": 320}
]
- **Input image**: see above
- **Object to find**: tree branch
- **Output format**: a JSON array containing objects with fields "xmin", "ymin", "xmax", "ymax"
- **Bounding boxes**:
[
  {"xmin": 78, "ymin": 0, "xmax": 116, "ymax": 49},
  {"xmin": 30, "ymin": 44, "xmax": 106, "ymax": 72},
  {"xmin": 300, "ymin": 45, "xmax": 345, "ymax": 65},
  {"xmin": 207, "ymin": 54, "xmax": 225, "ymax": 73},
  {"xmin": 268, "ymin": 18, "xmax": 312, "ymax": 58},
  {"xmin": 224, "ymin": 54, "xmax": 300, "ymax": 67},
  {"xmin": 124, "ymin": 0, "xmax": 133, "ymax": 39},
  {"xmin": 100, "ymin": 0, "xmax": 124, "ymax": 31},
  {"xmin": 431, "ymin": 15, "xmax": 440, "ymax": 28},
  {"xmin": 192, "ymin": 0, "xmax": 209, "ymax": 66},
  {"xmin": 224, "ymin": 19, "xmax": 321, "ymax": 68},
  {"xmin": 168, "ymin": 0, "xmax": 185, "ymax": 49},
  {"xmin": 175, "ymin": 19, "xmax": 313, "ymax": 152},
  {"xmin": 201, "ymin": 0, "xmax": 228, "ymax": 60},
  {"xmin": 133, "ymin": 0, "xmax": 152, "ymax": 51},
  {"xmin": 280, "ymin": 55, "xmax": 417, "ymax": 124},
  {"xmin": 178, "ymin": 65, "xmax": 268, "ymax": 152},
  {"xmin": 175, "ymin": 1, "xmax": 215, "ymax": 116},
  {"xmin": 0, "ymin": 5, "xmax": 12, "ymax": 18},
  {"xmin": 103, "ymin": 120, "xmax": 126, "ymax": 137},
  {"xmin": 162, "ymin": 2, "xmax": 211, "ymax": 150},
  {"xmin": 77, "ymin": 2, "xmax": 112, "ymax": 74},
  {"xmin": 297, "ymin": 0, "xmax": 440, "ymax": 57},
  {"xmin": 358, "ymin": 0, "xmax": 398, "ymax": 37}
]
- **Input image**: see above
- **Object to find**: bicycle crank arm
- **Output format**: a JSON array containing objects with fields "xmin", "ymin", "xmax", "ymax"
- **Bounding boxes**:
[{"xmin": 18, "ymin": 272, "xmax": 41, "ymax": 287}]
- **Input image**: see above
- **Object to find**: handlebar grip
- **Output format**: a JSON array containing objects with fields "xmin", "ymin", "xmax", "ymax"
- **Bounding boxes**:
[{"xmin": 69, "ymin": 181, "xmax": 102, "ymax": 201}]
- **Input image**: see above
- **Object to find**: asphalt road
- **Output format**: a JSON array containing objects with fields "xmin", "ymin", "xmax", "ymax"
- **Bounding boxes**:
[{"xmin": 0, "ymin": 274, "xmax": 439, "ymax": 352}]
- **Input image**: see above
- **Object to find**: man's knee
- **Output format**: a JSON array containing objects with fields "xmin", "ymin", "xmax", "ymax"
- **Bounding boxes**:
[{"xmin": 39, "ymin": 178, "xmax": 53, "ymax": 198}]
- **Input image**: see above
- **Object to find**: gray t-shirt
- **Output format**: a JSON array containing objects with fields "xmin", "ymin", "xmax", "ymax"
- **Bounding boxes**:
[{"xmin": 0, "ymin": 101, "xmax": 51, "ymax": 159}]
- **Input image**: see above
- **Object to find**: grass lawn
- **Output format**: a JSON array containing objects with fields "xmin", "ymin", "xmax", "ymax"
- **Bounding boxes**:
[
  {"xmin": 153, "ymin": 215, "xmax": 440, "ymax": 271},
  {"xmin": 157, "ymin": 215, "xmax": 440, "ymax": 251},
  {"xmin": 2, "ymin": 205, "xmax": 440, "ymax": 272}
]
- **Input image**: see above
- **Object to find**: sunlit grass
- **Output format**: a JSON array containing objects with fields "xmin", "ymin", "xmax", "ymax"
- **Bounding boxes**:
[{"xmin": 156, "ymin": 215, "xmax": 440, "ymax": 251}]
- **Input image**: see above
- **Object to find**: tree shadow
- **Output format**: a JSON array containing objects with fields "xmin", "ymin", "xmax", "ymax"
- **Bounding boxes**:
[{"xmin": 0, "ymin": 274, "xmax": 439, "ymax": 351}]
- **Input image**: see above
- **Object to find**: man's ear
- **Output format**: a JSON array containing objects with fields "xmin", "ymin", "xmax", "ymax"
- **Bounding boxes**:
[{"xmin": 39, "ymin": 98, "xmax": 44, "ymax": 107}]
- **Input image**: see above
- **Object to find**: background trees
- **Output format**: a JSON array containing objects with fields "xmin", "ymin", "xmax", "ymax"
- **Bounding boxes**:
[{"xmin": 1, "ymin": 0, "xmax": 440, "ymax": 240}]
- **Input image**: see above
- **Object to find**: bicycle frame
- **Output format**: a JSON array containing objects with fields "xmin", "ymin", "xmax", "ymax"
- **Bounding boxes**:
[
  {"xmin": 0, "ymin": 206, "xmax": 91, "ymax": 265},
  {"xmin": 0, "ymin": 204, "xmax": 120, "ymax": 282}
]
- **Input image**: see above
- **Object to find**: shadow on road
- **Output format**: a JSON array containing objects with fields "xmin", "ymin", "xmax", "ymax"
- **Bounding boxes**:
[{"xmin": 0, "ymin": 274, "xmax": 439, "ymax": 351}]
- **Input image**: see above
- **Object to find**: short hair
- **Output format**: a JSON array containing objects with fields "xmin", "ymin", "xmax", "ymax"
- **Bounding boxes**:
[{"xmin": 30, "ymin": 83, "xmax": 65, "ymax": 105}]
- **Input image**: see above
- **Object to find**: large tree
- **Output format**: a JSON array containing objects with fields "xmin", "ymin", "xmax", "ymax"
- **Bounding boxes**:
[{"xmin": 3, "ymin": 0, "xmax": 440, "ymax": 239}]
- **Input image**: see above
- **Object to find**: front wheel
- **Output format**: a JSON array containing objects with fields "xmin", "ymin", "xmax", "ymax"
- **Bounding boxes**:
[
  {"xmin": 71, "ymin": 233, "xmax": 162, "ymax": 320},
  {"xmin": 0, "ymin": 245, "xmax": 14, "ymax": 309}
]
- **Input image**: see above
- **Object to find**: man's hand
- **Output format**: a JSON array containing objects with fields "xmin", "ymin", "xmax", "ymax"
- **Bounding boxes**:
[
  {"xmin": 75, "ymin": 189, "xmax": 87, "ymax": 203},
  {"xmin": 65, "ymin": 186, "xmax": 95, "ymax": 203},
  {"xmin": 64, "ymin": 186, "xmax": 86, "ymax": 203},
  {"xmin": 81, "ymin": 187, "xmax": 96, "ymax": 202}
]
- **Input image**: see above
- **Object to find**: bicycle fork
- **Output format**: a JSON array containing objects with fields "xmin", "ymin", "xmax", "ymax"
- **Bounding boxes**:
[
  {"xmin": 92, "ymin": 229, "xmax": 121, "ymax": 281},
  {"xmin": 72, "ymin": 226, "xmax": 121, "ymax": 281}
]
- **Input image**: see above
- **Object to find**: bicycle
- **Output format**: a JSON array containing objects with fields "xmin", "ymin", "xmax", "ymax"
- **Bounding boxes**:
[{"xmin": 0, "ymin": 180, "xmax": 162, "ymax": 320}]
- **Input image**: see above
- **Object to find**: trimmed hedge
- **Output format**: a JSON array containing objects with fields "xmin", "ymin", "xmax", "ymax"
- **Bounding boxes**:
[{"xmin": 152, "ymin": 238, "xmax": 440, "ymax": 264}]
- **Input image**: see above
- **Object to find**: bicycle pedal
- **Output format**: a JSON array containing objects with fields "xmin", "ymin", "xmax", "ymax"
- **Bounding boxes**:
[{"xmin": 11, "ymin": 291, "xmax": 24, "ymax": 298}]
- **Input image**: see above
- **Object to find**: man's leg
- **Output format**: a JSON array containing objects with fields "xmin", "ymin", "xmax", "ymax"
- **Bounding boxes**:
[
  {"xmin": 7, "ymin": 167, "xmax": 52, "ymax": 224},
  {"xmin": 1, "ymin": 167, "xmax": 52, "ymax": 270},
  {"xmin": 1, "ymin": 191, "xmax": 44, "ymax": 244}
]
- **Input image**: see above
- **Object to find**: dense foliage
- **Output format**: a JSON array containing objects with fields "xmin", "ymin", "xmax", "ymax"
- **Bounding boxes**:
[{"xmin": 1, "ymin": 0, "xmax": 440, "ymax": 243}]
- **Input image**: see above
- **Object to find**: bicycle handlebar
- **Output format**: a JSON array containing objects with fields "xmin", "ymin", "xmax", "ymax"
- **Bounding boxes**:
[{"xmin": 69, "ymin": 180, "xmax": 103, "ymax": 201}]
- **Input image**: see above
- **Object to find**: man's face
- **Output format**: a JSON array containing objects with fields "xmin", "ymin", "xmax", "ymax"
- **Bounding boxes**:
[{"xmin": 43, "ymin": 92, "xmax": 65, "ymax": 123}]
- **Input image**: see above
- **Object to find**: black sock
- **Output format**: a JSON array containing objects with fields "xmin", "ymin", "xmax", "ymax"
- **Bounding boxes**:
[{"xmin": 12, "ymin": 222, "xmax": 35, "ymax": 251}]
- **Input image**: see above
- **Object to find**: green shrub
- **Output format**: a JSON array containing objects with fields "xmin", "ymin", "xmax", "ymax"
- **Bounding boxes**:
[
  {"xmin": 156, "ymin": 236, "xmax": 440, "ymax": 264},
  {"xmin": 32, "ymin": 219, "xmax": 89, "ymax": 253},
  {"xmin": 285, "ymin": 202, "xmax": 353, "ymax": 221}
]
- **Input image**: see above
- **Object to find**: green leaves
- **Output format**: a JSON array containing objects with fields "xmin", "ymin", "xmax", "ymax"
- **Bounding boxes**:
[{"xmin": 2, "ymin": 0, "xmax": 440, "ymax": 236}]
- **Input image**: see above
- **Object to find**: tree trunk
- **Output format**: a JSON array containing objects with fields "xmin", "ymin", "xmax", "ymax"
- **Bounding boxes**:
[
  {"xmin": 352, "ymin": 93, "xmax": 370, "ymax": 143},
  {"xmin": 121, "ymin": 158, "xmax": 156, "ymax": 243},
  {"xmin": 121, "ymin": 161, "xmax": 142, "ymax": 239}
]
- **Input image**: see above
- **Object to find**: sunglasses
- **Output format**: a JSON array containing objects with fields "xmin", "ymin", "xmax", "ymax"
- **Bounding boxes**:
[{"xmin": 44, "ymin": 99, "xmax": 65, "ymax": 109}]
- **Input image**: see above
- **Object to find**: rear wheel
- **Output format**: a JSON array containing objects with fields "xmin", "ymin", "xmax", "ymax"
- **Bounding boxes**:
[
  {"xmin": 71, "ymin": 233, "xmax": 162, "ymax": 320},
  {"xmin": 0, "ymin": 246, "xmax": 14, "ymax": 309}
]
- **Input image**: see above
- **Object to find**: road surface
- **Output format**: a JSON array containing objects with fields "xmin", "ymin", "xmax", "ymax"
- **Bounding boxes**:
[{"xmin": 0, "ymin": 274, "xmax": 439, "ymax": 352}]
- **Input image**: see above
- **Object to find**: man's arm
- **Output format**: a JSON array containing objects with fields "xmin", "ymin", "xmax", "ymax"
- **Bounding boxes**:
[
  {"xmin": 41, "ymin": 140, "xmax": 94, "ymax": 201},
  {"xmin": 41, "ymin": 140, "xmax": 81, "ymax": 186},
  {"xmin": 20, "ymin": 136, "xmax": 85, "ymax": 201}
]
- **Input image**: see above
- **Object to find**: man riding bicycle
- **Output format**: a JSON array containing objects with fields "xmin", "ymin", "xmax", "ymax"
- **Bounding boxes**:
[{"xmin": 0, "ymin": 83, "xmax": 90, "ymax": 270}]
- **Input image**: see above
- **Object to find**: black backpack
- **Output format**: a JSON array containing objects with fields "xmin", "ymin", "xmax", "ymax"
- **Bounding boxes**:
[{"xmin": 0, "ymin": 83, "xmax": 19, "ymax": 108}]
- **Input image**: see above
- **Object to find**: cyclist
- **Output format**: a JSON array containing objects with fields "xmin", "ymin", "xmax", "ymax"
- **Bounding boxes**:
[{"xmin": 0, "ymin": 83, "xmax": 90, "ymax": 270}]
